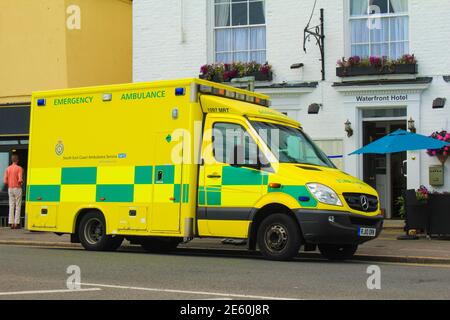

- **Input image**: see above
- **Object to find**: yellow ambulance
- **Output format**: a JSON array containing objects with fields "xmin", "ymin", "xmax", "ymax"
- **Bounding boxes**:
[{"xmin": 27, "ymin": 79, "xmax": 383, "ymax": 261}]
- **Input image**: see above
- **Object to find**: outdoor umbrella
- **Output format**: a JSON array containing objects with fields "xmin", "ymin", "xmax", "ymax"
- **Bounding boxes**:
[{"xmin": 350, "ymin": 129, "xmax": 450, "ymax": 155}]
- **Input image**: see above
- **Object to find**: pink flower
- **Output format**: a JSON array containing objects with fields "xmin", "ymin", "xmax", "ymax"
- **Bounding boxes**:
[
  {"xmin": 369, "ymin": 56, "xmax": 382, "ymax": 66},
  {"xmin": 200, "ymin": 65, "xmax": 210, "ymax": 75}
]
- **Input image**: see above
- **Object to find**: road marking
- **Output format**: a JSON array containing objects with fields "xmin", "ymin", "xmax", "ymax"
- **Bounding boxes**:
[
  {"xmin": 349, "ymin": 259, "xmax": 450, "ymax": 269},
  {"xmin": 82, "ymin": 283, "xmax": 298, "ymax": 300},
  {"xmin": 0, "ymin": 288, "xmax": 101, "ymax": 296},
  {"xmin": 374, "ymin": 261, "xmax": 450, "ymax": 269}
]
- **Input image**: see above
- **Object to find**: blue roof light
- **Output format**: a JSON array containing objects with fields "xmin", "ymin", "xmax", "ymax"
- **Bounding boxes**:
[
  {"xmin": 37, "ymin": 99, "xmax": 46, "ymax": 107},
  {"xmin": 175, "ymin": 88, "xmax": 186, "ymax": 96}
]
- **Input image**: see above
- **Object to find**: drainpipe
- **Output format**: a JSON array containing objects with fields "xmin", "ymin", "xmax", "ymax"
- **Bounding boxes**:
[{"xmin": 180, "ymin": 0, "xmax": 186, "ymax": 43}]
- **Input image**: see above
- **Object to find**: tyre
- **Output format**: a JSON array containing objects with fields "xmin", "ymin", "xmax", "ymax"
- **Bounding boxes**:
[
  {"xmin": 318, "ymin": 244, "xmax": 358, "ymax": 261},
  {"xmin": 141, "ymin": 237, "xmax": 180, "ymax": 253},
  {"xmin": 78, "ymin": 211, "xmax": 122, "ymax": 251},
  {"xmin": 257, "ymin": 213, "xmax": 302, "ymax": 261}
]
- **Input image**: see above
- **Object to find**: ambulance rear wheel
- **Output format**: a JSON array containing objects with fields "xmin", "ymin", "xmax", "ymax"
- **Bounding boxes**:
[
  {"xmin": 141, "ymin": 237, "xmax": 180, "ymax": 253},
  {"xmin": 257, "ymin": 213, "xmax": 302, "ymax": 261},
  {"xmin": 318, "ymin": 244, "xmax": 358, "ymax": 261},
  {"xmin": 78, "ymin": 211, "xmax": 122, "ymax": 251}
]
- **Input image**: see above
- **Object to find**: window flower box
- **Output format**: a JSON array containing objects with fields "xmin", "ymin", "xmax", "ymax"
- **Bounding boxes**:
[
  {"xmin": 246, "ymin": 71, "xmax": 273, "ymax": 82},
  {"xmin": 336, "ymin": 54, "xmax": 418, "ymax": 77},
  {"xmin": 337, "ymin": 64, "xmax": 418, "ymax": 77},
  {"xmin": 199, "ymin": 62, "xmax": 272, "ymax": 83}
]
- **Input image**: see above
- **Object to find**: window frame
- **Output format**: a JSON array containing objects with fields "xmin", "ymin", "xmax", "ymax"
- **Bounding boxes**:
[
  {"xmin": 212, "ymin": 0, "xmax": 267, "ymax": 64},
  {"xmin": 348, "ymin": 0, "xmax": 410, "ymax": 59}
]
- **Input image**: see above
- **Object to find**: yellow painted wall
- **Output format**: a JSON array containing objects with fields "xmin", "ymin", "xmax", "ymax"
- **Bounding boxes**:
[
  {"xmin": 64, "ymin": 0, "xmax": 132, "ymax": 88},
  {"xmin": 0, "ymin": 0, "xmax": 132, "ymax": 105},
  {"xmin": 0, "ymin": 0, "xmax": 68, "ymax": 103}
]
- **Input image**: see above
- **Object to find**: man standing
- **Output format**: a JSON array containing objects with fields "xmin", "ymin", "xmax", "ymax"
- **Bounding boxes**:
[{"xmin": 3, "ymin": 154, "xmax": 24, "ymax": 229}]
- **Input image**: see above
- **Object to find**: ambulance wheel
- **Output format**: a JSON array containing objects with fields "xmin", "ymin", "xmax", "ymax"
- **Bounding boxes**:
[
  {"xmin": 257, "ymin": 213, "xmax": 302, "ymax": 261},
  {"xmin": 78, "ymin": 211, "xmax": 122, "ymax": 251},
  {"xmin": 318, "ymin": 244, "xmax": 358, "ymax": 261},
  {"xmin": 141, "ymin": 237, "xmax": 180, "ymax": 253}
]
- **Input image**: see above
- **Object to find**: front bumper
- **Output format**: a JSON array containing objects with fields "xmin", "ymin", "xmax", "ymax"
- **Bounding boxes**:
[{"xmin": 295, "ymin": 210, "xmax": 384, "ymax": 245}]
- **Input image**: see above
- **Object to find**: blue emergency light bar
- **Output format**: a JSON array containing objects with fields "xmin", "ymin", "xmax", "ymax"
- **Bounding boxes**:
[
  {"xmin": 37, "ymin": 99, "xmax": 46, "ymax": 107},
  {"xmin": 175, "ymin": 88, "xmax": 186, "ymax": 96}
]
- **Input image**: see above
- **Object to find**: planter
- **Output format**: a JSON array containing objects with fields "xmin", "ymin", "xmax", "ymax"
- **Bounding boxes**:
[
  {"xmin": 199, "ymin": 71, "xmax": 272, "ymax": 83},
  {"xmin": 246, "ymin": 71, "xmax": 273, "ymax": 82},
  {"xmin": 199, "ymin": 74, "xmax": 230, "ymax": 83},
  {"xmin": 428, "ymin": 194, "xmax": 450, "ymax": 235},
  {"xmin": 336, "ymin": 64, "xmax": 418, "ymax": 77},
  {"xmin": 405, "ymin": 189, "xmax": 429, "ymax": 232}
]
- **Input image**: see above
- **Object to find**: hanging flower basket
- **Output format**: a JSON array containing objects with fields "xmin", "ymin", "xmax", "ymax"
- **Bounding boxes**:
[{"xmin": 427, "ymin": 130, "xmax": 450, "ymax": 165}]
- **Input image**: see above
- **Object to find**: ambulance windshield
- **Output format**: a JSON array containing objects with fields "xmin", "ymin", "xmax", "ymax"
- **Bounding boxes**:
[{"xmin": 250, "ymin": 121, "xmax": 335, "ymax": 168}]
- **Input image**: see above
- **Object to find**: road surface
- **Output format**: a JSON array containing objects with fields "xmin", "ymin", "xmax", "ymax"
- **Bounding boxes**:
[{"xmin": 1, "ymin": 244, "xmax": 449, "ymax": 300}]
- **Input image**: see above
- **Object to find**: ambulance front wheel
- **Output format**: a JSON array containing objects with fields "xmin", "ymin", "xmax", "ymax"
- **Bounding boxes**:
[
  {"xmin": 318, "ymin": 244, "xmax": 358, "ymax": 261},
  {"xmin": 78, "ymin": 211, "xmax": 123, "ymax": 251},
  {"xmin": 257, "ymin": 213, "xmax": 302, "ymax": 261}
]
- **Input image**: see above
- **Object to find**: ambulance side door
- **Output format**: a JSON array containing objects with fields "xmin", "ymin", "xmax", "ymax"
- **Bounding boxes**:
[
  {"xmin": 150, "ymin": 132, "xmax": 183, "ymax": 233},
  {"xmin": 198, "ymin": 115, "xmax": 265, "ymax": 238}
]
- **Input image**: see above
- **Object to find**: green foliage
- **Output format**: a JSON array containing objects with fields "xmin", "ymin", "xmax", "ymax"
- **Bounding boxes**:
[{"xmin": 396, "ymin": 196, "xmax": 406, "ymax": 219}]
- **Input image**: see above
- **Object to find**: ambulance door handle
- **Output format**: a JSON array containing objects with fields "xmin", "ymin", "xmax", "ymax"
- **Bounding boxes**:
[{"xmin": 207, "ymin": 173, "xmax": 221, "ymax": 179}]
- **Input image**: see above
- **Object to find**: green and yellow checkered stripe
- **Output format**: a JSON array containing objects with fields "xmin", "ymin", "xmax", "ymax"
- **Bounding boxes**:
[
  {"xmin": 27, "ymin": 165, "xmax": 189, "ymax": 204},
  {"xmin": 198, "ymin": 166, "xmax": 317, "ymax": 208},
  {"xmin": 199, "ymin": 166, "xmax": 269, "ymax": 207}
]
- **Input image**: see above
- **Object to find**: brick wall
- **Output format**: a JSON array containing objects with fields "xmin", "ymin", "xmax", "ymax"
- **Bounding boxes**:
[{"xmin": 133, "ymin": 0, "xmax": 450, "ymax": 190}]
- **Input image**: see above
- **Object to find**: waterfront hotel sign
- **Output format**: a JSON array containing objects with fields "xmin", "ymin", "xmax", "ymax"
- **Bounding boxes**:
[{"xmin": 355, "ymin": 94, "xmax": 408, "ymax": 103}]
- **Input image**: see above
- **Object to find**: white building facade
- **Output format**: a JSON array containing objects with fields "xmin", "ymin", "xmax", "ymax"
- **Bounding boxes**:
[{"xmin": 134, "ymin": 0, "xmax": 450, "ymax": 218}]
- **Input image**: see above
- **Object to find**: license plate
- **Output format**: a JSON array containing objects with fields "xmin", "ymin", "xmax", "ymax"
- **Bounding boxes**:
[{"xmin": 359, "ymin": 227, "xmax": 377, "ymax": 237}]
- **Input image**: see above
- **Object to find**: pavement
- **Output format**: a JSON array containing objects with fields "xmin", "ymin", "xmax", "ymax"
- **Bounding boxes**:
[{"xmin": 1, "ymin": 220, "xmax": 450, "ymax": 265}]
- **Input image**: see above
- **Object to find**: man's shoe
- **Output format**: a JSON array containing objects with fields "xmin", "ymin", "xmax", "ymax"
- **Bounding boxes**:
[
  {"xmin": 9, "ymin": 224, "xmax": 13, "ymax": 229},
  {"xmin": 15, "ymin": 225, "xmax": 22, "ymax": 230}
]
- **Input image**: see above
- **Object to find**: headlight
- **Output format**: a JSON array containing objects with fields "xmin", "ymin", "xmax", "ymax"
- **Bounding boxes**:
[{"xmin": 306, "ymin": 183, "xmax": 342, "ymax": 206}]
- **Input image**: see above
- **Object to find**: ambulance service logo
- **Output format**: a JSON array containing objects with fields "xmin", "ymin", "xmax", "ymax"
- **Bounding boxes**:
[{"xmin": 55, "ymin": 141, "xmax": 65, "ymax": 156}]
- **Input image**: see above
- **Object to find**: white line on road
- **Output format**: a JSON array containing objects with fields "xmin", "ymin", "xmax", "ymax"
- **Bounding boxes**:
[
  {"xmin": 0, "ymin": 288, "xmax": 102, "ymax": 296},
  {"xmin": 82, "ymin": 283, "xmax": 298, "ymax": 300}
]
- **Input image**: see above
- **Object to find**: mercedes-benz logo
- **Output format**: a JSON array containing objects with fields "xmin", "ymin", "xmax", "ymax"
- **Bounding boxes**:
[{"xmin": 360, "ymin": 195, "xmax": 369, "ymax": 211}]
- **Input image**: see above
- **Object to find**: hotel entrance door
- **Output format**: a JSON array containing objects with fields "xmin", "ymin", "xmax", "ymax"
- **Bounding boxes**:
[{"xmin": 363, "ymin": 121, "xmax": 407, "ymax": 219}]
